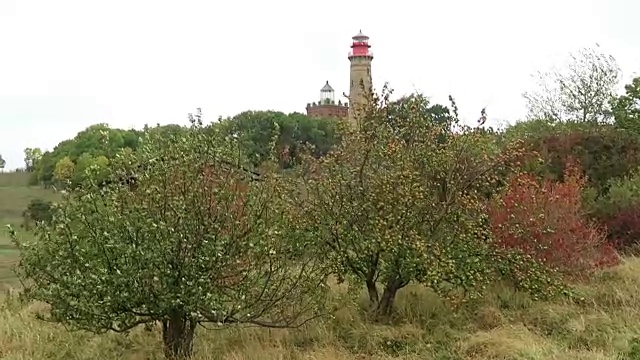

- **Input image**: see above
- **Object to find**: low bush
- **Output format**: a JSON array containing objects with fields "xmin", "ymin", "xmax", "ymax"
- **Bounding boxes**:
[
  {"xmin": 602, "ymin": 202, "xmax": 640, "ymax": 253},
  {"xmin": 489, "ymin": 162, "xmax": 620, "ymax": 278},
  {"xmin": 21, "ymin": 199, "xmax": 53, "ymax": 231},
  {"xmin": 586, "ymin": 168, "xmax": 640, "ymax": 252},
  {"xmin": 515, "ymin": 127, "xmax": 640, "ymax": 196}
]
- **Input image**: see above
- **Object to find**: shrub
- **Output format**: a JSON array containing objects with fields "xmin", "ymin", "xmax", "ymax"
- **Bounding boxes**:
[
  {"xmin": 586, "ymin": 168, "xmax": 640, "ymax": 252},
  {"xmin": 21, "ymin": 199, "xmax": 53, "ymax": 230},
  {"xmin": 591, "ymin": 168, "xmax": 640, "ymax": 214},
  {"xmin": 489, "ymin": 162, "xmax": 620, "ymax": 278},
  {"xmin": 602, "ymin": 202, "xmax": 640, "ymax": 253},
  {"xmin": 518, "ymin": 127, "xmax": 640, "ymax": 196}
]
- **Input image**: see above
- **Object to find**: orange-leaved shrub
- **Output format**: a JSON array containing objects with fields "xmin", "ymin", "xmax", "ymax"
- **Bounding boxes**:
[{"xmin": 488, "ymin": 162, "xmax": 620, "ymax": 277}]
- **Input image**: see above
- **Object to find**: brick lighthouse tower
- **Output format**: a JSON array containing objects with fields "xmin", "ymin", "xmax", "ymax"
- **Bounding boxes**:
[{"xmin": 347, "ymin": 30, "xmax": 374, "ymax": 128}]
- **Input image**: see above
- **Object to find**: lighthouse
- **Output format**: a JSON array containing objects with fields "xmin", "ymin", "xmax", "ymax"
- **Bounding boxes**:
[
  {"xmin": 347, "ymin": 30, "xmax": 374, "ymax": 128},
  {"xmin": 306, "ymin": 81, "xmax": 349, "ymax": 119}
]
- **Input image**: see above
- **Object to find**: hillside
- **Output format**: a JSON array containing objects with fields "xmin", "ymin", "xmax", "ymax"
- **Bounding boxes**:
[{"xmin": 0, "ymin": 172, "xmax": 58, "ymax": 289}]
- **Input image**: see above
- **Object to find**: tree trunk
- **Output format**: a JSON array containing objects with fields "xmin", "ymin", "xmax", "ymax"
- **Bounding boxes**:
[
  {"xmin": 365, "ymin": 256, "xmax": 380, "ymax": 308},
  {"xmin": 162, "ymin": 312, "xmax": 197, "ymax": 359},
  {"xmin": 366, "ymin": 278, "xmax": 379, "ymax": 306},
  {"xmin": 375, "ymin": 278, "xmax": 403, "ymax": 320}
]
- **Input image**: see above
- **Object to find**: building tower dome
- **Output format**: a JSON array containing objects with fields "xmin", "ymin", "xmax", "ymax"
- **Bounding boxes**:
[{"xmin": 306, "ymin": 81, "xmax": 348, "ymax": 119}]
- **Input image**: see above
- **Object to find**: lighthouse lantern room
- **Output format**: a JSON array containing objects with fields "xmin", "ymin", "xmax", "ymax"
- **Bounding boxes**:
[{"xmin": 349, "ymin": 30, "xmax": 373, "ymax": 58}]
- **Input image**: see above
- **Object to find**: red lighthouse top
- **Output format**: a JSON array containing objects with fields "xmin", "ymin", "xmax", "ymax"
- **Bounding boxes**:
[{"xmin": 349, "ymin": 30, "xmax": 373, "ymax": 59}]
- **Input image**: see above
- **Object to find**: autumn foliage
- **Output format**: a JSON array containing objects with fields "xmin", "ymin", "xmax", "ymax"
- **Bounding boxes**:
[{"xmin": 489, "ymin": 162, "xmax": 620, "ymax": 277}]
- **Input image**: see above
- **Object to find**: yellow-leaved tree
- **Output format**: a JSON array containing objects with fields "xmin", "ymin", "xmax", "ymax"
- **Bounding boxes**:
[{"xmin": 53, "ymin": 156, "xmax": 75, "ymax": 184}]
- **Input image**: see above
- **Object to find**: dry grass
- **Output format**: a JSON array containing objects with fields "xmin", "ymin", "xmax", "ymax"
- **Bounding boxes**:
[{"xmin": 1, "ymin": 259, "xmax": 640, "ymax": 359}]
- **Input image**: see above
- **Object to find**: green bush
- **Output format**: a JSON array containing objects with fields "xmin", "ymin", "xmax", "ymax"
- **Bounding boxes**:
[
  {"xmin": 518, "ymin": 128, "xmax": 640, "ymax": 195},
  {"xmin": 587, "ymin": 168, "xmax": 640, "ymax": 252},
  {"xmin": 21, "ymin": 199, "xmax": 53, "ymax": 231}
]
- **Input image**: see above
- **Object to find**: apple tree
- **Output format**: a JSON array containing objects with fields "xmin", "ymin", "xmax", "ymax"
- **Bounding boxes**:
[
  {"xmin": 9, "ymin": 111, "xmax": 330, "ymax": 359},
  {"xmin": 294, "ymin": 86, "xmax": 524, "ymax": 318}
]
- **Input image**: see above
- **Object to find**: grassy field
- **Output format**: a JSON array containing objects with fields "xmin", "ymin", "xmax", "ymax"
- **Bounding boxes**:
[
  {"xmin": 0, "ymin": 172, "xmax": 58, "ymax": 289},
  {"xmin": 1, "ymin": 171, "xmax": 640, "ymax": 359},
  {"xmin": 1, "ymin": 262, "xmax": 640, "ymax": 359}
]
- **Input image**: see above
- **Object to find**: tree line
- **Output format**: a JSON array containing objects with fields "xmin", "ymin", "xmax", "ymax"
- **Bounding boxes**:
[{"xmin": 18, "ymin": 98, "xmax": 452, "ymax": 189}]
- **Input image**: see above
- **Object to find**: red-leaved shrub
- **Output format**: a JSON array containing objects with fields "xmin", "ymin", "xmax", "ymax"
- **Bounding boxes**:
[
  {"xmin": 601, "ymin": 201, "xmax": 640, "ymax": 253},
  {"xmin": 488, "ymin": 162, "xmax": 620, "ymax": 277}
]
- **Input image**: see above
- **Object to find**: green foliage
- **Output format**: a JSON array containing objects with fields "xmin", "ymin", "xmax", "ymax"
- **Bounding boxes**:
[
  {"xmin": 626, "ymin": 337, "xmax": 640, "ymax": 359},
  {"xmin": 501, "ymin": 118, "xmax": 602, "ymax": 143},
  {"xmin": 612, "ymin": 76, "xmax": 640, "ymax": 135},
  {"xmin": 216, "ymin": 110, "xmax": 342, "ymax": 168},
  {"xmin": 34, "ymin": 112, "xmax": 340, "ymax": 191},
  {"xmin": 35, "ymin": 125, "xmax": 142, "ymax": 187},
  {"xmin": 387, "ymin": 93, "xmax": 453, "ymax": 127},
  {"xmin": 492, "ymin": 250, "xmax": 568, "ymax": 300},
  {"xmin": 585, "ymin": 167, "xmax": 640, "ymax": 252},
  {"xmin": 513, "ymin": 126, "xmax": 640, "ymax": 195},
  {"xmin": 588, "ymin": 168, "xmax": 640, "ymax": 217},
  {"xmin": 10, "ymin": 114, "xmax": 330, "ymax": 359},
  {"xmin": 295, "ymin": 86, "xmax": 524, "ymax": 318},
  {"xmin": 72, "ymin": 154, "xmax": 110, "ymax": 186},
  {"xmin": 0, "ymin": 154, "xmax": 5, "ymax": 170}
]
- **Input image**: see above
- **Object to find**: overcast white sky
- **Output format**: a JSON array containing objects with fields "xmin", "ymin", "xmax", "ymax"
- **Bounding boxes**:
[{"xmin": 1, "ymin": 0, "xmax": 639, "ymax": 170}]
